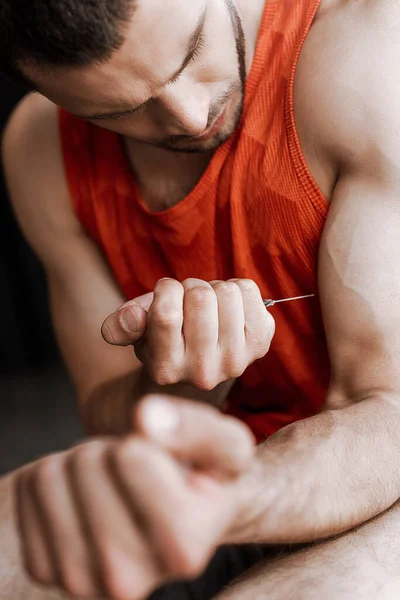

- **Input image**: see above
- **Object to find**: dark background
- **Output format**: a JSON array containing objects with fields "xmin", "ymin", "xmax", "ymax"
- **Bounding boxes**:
[{"xmin": 0, "ymin": 74, "xmax": 82, "ymax": 475}]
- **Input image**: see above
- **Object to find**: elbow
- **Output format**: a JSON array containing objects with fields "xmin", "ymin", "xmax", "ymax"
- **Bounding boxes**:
[{"xmin": 323, "ymin": 383, "xmax": 400, "ymax": 412}]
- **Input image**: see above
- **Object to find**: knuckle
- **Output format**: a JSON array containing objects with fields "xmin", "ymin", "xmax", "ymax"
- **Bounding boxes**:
[
  {"xmin": 155, "ymin": 278, "xmax": 182, "ymax": 292},
  {"xmin": 150, "ymin": 306, "xmax": 182, "ymax": 331},
  {"xmin": 185, "ymin": 286, "xmax": 215, "ymax": 309},
  {"xmin": 235, "ymin": 279, "xmax": 260, "ymax": 295},
  {"xmin": 101, "ymin": 546, "xmax": 143, "ymax": 600},
  {"xmin": 33, "ymin": 457, "xmax": 60, "ymax": 491},
  {"xmin": 74, "ymin": 441, "xmax": 107, "ymax": 468},
  {"xmin": 222, "ymin": 352, "xmax": 247, "ymax": 378},
  {"xmin": 194, "ymin": 379, "xmax": 216, "ymax": 392},
  {"xmin": 182, "ymin": 278, "xmax": 208, "ymax": 288},
  {"xmin": 67, "ymin": 443, "xmax": 108, "ymax": 481},
  {"xmin": 113, "ymin": 438, "xmax": 137, "ymax": 470},
  {"xmin": 112, "ymin": 438, "xmax": 147, "ymax": 473},
  {"xmin": 150, "ymin": 366, "xmax": 179, "ymax": 387},
  {"xmin": 147, "ymin": 354, "xmax": 183, "ymax": 386},
  {"xmin": 192, "ymin": 363, "xmax": 218, "ymax": 390},
  {"xmin": 213, "ymin": 281, "xmax": 241, "ymax": 297}
]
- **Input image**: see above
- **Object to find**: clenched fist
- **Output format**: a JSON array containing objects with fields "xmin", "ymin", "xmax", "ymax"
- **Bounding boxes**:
[
  {"xmin": 102, "ymin": 278, "xmax": 275, "ymax": 390},
  {"xmin": 16, "ymin": 396, "xmax": 256, "ymax": 600}
]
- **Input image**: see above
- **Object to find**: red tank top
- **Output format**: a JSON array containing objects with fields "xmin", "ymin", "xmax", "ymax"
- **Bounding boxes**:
[{"xmin": 59, "ymin": 0, "xmax": 330, "ymax": 442}]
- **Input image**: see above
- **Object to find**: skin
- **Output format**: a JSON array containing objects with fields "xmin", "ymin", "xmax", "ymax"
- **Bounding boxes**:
[
  {"xmin": 15, "ymin": 397, "xmax": 255, "ymax": 599},
  {"xmin": 3, "ymin": 420, "xmax": 400, "ymax": 600},
  {"xmin": 28, "ymin": 0, "xmax": 249, "ymax": 154},
  {"xmin": 3, "ymin": 0, "xmax": 400, "ymax": 597},
  {"xmin": 102, "ymin": 278, "xmax": 274, "ymax": 389}
]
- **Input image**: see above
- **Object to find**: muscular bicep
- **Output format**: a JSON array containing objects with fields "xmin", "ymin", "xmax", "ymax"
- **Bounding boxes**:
[
  {"xmin": 319, "ymin": 174, "xmax": 400, "ymax": 407},
  {"xmin": 2, "ymin": 93, "xmax": 140, "ymax": 406}
]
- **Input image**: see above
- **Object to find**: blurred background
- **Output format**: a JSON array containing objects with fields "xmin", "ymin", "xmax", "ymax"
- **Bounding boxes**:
[{"xmin": 0, "ymin": 74, "xmax": 82, "ymax": 475}]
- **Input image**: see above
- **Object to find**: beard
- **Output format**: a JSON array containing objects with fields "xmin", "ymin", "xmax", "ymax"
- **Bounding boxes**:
[{"xmin": 156, "ymin": 0, "xmax": 247, "ymax": 154}]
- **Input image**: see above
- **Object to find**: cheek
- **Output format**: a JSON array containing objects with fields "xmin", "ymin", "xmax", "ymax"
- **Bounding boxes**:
[
  {"xmin": 190, "ymin": 39, "xmax": 239, "ymax": 90},
  {"xmin": 201, "ymin": 38, "xmax": 239, "ymax": 84},
  {"xmin": 201, "ymin": 57, "xmax": 239, "ymax": 84},
  {"xmin": 201, "ymin": 2, "xmax": 239, "ymax": 80}
]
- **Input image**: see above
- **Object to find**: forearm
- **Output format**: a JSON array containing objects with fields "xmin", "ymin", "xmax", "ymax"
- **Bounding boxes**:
[
  {"xmin": 229, "ymin": 395, "xmax": 400, "ymax": 545},
  {"xmin": 216, "ymin": 501, "xmax": 400, "ymax": 600},
  {"xmin": 0, "ymin": 473, "xmax": 71, "ymax": 599},
  {"xmin": 81, "ymin": 368, "xmax": 234, "ymax": 436}
]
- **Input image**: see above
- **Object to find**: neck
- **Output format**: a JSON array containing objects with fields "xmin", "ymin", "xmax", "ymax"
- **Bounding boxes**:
[
  {"xmin": 122, "ymin": 0, "xmax": 267, "ymax": 213},
  {"xmin": 123, "ymin": 139, "xmax": 213, "ymax": 212}
]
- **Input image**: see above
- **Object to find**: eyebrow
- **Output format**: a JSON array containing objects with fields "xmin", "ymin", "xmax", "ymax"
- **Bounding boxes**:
[{"xmin": 76, "ymin": 10, "xmax": 206, "ymax": 121}]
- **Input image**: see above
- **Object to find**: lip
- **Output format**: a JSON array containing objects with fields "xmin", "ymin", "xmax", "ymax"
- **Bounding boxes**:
[{"xmin": 191, "ymin": 107, "xmax": 227, "ymax": 142}]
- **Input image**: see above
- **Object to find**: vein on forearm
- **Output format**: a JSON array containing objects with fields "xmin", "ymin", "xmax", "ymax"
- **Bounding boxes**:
[{"xmin": 231, "ymin": 395, "xmax": 400, "ymax": 545}]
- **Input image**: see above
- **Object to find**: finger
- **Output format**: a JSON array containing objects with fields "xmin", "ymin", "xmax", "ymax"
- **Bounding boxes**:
[
  {"xmin": 211, "ymin": 281, "xmax": 246, "ymax": 377},
  {"xmin": 135, "ymin": 395, "xmax": 256, "ymax": 477},
  {"xmin": 69, "ymin": 440, "xmax": 161, "ymax": 600},
  {"xmin": 101, "ymin": 292, "xmax": 154, "ymax": 347},
  {"xmin": 15, "ymin": 470, "xmax": 55, "ymax": 586},
  {"xmin": 230, "ymin": 279, "xmax": 275, "ymax": 358},
  {"xmin": 27, "ymin": 454, "xmax": 102, "ymax": 598},
  {"xmin": 182, "ymin": 279, "xmax": 219, "ymax": 387},
  {"xmin": 29, "ymin": 454, "xmax": 103, "ymax": 598},
  {"xmin": 145, "ymin": 279, "xmax": 185, "ymax": 382},
  {"xmin": 110, "ymin": 437, "xmax": 216, "ymax": 580}
]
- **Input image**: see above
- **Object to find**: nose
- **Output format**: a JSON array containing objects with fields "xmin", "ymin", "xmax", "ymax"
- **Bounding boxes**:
[{"xmin": 160, "ymin": 80, "xmax": 210, "ymax": 137}]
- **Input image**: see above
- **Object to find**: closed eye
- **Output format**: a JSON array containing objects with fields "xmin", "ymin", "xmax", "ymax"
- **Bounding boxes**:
[
  {"xmin": 106, "ymin": 97, "xmax": 156, "ymax": 119},
  {"xmin": 104, "ymin": 34, "xmax": 206, "ymax": 121},
  {"xmin": 168, "ymin": 33, "xmax": 206, "ymax": 85}
]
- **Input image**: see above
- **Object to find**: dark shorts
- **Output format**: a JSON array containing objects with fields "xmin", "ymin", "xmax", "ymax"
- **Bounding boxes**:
[{"xmin": 149, "ymin": 545, "xmax": 268, "ymax": 600}]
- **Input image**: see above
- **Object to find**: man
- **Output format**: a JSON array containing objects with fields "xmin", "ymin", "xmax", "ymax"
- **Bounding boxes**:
[{"xmin": 2, "ymin": 0, "xmax": 400, "ymax": 598}]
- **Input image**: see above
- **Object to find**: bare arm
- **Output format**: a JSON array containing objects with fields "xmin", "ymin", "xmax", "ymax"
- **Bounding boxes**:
[
  {"xmin": 230, "ymin": 177, "xmax": 400, "ymax": 543},
  {"xmin": 2, "ymin": 94, "xmax": 230, "ymax": 436},
  {"xmin": 225, "ymin": 5, "xmax": 400, "ymax": 546},
  {"xmin": 2, "ymin": 94, "xmax": 141, "ymax": 434},
  {"xmin": 217, "ymin": 503, "xmax": 400, "ymax": 600}
]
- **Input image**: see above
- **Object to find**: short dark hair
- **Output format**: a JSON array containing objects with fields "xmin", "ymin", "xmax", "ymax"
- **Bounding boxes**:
[{"xmin": 0, "ymin": 0, "xmax": 134, "ymax": 87}]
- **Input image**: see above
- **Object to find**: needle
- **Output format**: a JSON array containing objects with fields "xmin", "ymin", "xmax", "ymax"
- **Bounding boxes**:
[{"xmin": 263, "ymin": 294, "xmax": 315, "ymax": 308}]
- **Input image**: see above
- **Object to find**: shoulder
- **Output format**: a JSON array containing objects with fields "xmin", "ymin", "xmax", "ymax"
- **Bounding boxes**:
[
  {"xmin": 3, "ymin": 93, "xmax": 62, "ymax": 176},
  {"xmin": 296, "ymin": 0, "xmax": 400, "ymax": 180},
  {"xmin": 2, "ymin": 94, "xmax": 84, "ymax": 268}
]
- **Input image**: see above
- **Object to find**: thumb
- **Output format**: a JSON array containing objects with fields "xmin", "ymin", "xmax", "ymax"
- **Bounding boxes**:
[
  {"xmin": 135, "ymin": 395, "xmax": 256, "ymax": 478},
  {"xmin": 102, "ymin": 292, "xmax": 154, "ymax": 346}
]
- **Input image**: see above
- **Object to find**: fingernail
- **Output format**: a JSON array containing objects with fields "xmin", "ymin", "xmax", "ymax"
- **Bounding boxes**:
[
  {"xmin": 141, "ymin": 397, "xmax": 180, "ymax": 439},
  {"xmin": 119, "ymin": 309, "xmax": 139, "ymax": 333}
]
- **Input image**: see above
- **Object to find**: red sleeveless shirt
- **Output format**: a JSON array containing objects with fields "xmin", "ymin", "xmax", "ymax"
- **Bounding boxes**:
[{"xmin": 59, "ymin": 0, "xmax": 330, "ymax": 442}]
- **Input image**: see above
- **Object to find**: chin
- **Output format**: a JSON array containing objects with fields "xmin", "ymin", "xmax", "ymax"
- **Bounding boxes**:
[
  {"xmin": 149, "ymin": 94, "xmax": 244, "ymax": 154},
  {"xmin": 167, "ymin": 131, "xmax": 234, "ymax": 154},
  {"xmin": 166, "ymin": 112, "xmax": 243, "ymax": 154}
]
